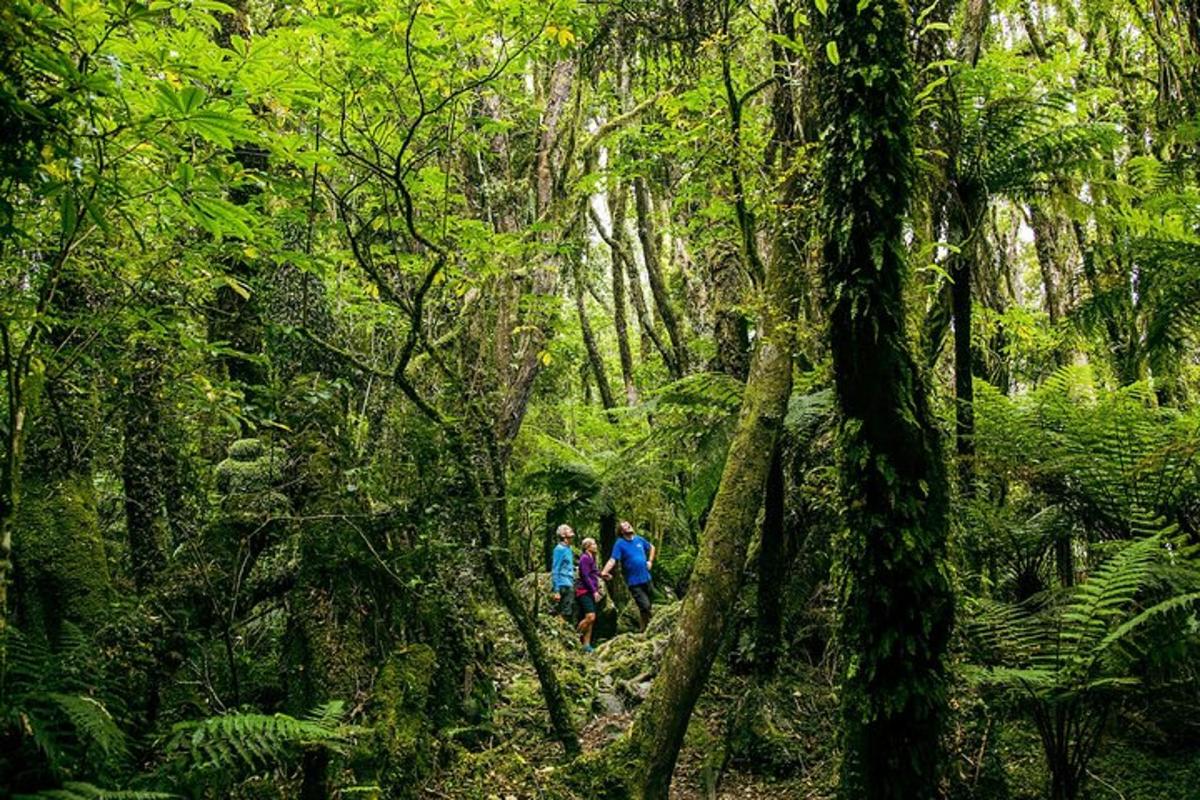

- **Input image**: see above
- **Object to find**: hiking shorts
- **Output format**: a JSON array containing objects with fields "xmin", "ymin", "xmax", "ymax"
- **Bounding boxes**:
[
  {"xmin": 629, "ymin": 581, "xmax": 654, "ymax": 614},
  {"xmin": 576, "ymin": 592, "xmax": 597, "ymax": 616}
]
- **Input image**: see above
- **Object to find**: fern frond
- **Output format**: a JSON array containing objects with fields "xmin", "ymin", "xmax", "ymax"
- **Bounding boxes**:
[
  {"xmin": 167, "ymin": 702, "xmax": 354, "ymax": 777},
  {"xmin": 14, "ymin": 783, "xmax": 176, "ymax": 800},
  {"xmin": 45, "ymin": 694, "xmax": 128, "ymax": 761}
]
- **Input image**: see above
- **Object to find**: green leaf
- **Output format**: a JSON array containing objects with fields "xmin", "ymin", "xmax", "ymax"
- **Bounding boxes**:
[
  {"xmin": 179, "ymin": 86, "xmax": 207, "ymax": 113},
  {"xmin": 184, "ymin": 111, "xmax": 253, "ymax": 147},
  {"xmin": 814, "ymin": 0, "xmax": 828, "ymax": 15},
  {"xmin": 826, "ymin": 40, "xmax": 840, "ymax": 65},
  {"xmin": 154, "ymin": 81, "xmax": 182, "ymax": 113}
]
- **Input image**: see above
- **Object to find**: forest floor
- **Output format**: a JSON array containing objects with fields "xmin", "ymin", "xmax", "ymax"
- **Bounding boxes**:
[
  {"xmin": 421, "ymin": 581, "xmax": 1199, "ymax": 800},
  {"xmin": 422, "ymin": 583, "xmax": 838, "ymax": 799}
]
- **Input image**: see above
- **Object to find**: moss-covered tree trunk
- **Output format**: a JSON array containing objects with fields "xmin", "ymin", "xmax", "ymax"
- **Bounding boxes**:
[
  {"xmin": 615, "ymin": 245, "xmax": 794, "ymax": 799},
  {"xmin": 122, "ymin": 341, "xmax": 169, "ymax": 591},
  {"xmin": 817, "ymin": 1, "xmax": 954, "ymax": 797},
  {"xmin": 948, "ymin": 190, "xmax": 982, "ymax": 493},
  {"xmin": 754, "ymin": 442, "xmax": 787, "ymax": 675}
]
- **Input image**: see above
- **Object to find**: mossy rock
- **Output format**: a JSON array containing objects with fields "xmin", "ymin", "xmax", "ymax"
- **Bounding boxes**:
[
  {"xmin": 14, "ymin": 474, "xmax": 112, "ymax": 637},
  {"xmin": 356, "ymin": 644, "xmax": 438, "ymax": 796},
  {"xmin": 594, "ymin": 635, "xmax": 659, "ymax": 683},
  {"xmin": 215, "ymin": 453, "xmax": 283, "ymax": 495},
  {"xmin": 228, "ymin": 437, "xmax": 265, "ymax": 460}
]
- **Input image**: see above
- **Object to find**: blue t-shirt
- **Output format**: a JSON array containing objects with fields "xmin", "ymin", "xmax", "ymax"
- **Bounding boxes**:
[
  {"xmin": 551, "ymin": 543, "xmax": 575, "ymax": 590},
  {"xmin": 611, "ymin": 535, "xmax": 653, "ymax": 586}
]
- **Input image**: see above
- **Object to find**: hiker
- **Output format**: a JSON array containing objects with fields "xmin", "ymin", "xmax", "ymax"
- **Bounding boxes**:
[
  {"xmin": 550, "ymin": 524, "xmax": 576, "ymax": 619},
  {"xmin": 600, "ymin": 521, "xmax": 656, "ymax": 632},
  {"xmin": 575, "ymin": 537, "xmax": 602, "ymax": 652}
]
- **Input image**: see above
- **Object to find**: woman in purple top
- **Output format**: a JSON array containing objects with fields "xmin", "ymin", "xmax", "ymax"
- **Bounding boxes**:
[{"xmin": 575, "ymin": 537, "xmax": 602, "ymax": 652}]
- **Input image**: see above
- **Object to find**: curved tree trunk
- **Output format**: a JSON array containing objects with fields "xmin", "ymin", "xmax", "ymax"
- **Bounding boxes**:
[
  {"xmin": 616, "ymin": 241, "xmax": 794, "ymax": 800},
  {"xmin": 817, "ymin": 1, "xmax": 954, "ymax": 797},
  {"xmin": 633, "ymin": 176, "xmax": 688, "ymax": 378},
  {"xmin": 574, "ymin": 257, "xmax": 616, "ymax": 411}
]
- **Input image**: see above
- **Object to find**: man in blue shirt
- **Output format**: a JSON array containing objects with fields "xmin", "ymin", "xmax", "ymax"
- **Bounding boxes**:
[
  {"xmin": 601, "ymin": 521, "xmax": 657, "ymax": 631},
  {"xmin": 550, "ymin": 524, "xmax": 576, "ymax": 619}
]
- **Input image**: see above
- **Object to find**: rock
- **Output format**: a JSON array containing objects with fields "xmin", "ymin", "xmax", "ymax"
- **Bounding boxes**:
[{"xmin": 596, "ymin": 692, "xmax": 625, "ymax": 716}]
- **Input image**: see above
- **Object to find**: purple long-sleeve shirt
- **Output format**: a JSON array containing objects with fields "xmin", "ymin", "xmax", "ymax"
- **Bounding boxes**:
[{"xmin": 576, "ymin": 551, "xmax": 600, "ymax": 596}]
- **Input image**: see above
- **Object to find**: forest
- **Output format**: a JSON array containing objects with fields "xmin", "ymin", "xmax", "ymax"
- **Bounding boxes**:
[{"xmin": 1, "ymin": 0, "xmax": 1199, "ymax": 797}]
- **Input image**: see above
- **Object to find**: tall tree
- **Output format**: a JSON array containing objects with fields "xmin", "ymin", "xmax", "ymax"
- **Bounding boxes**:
[{"xmin": 817, "ymin": 0, "xmax": 954, "ymax": 796}]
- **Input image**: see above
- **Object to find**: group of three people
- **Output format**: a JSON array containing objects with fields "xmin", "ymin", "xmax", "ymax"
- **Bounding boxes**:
[{"xmin": 551, "ymin": 521, "xmax": 657, "ymax": 652}]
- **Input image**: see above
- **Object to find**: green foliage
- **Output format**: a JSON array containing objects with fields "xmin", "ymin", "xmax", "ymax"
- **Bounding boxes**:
[
  {"xmin": 162, "ymin": 702, "xmax": 357, "ymax": 788},
  {"xmin": 965, "ymin": 531, "xmax": 1200, "ymax": 799},
  {"xmin": 14, "ymin": 783, "xmax": 176, "ymax": 800},
  {"xmin": 1, "ymin": 625, "xmax": 128, "ymax": 782}
]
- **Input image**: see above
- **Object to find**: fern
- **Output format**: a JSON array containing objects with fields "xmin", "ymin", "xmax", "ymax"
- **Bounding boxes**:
[
  {"xmin": 965, "ymin": 531, "xmax": 1200, "ymax": 799},
  {"xmin": 165, "ymin": 700, "xmax": 355, "ymax": 777},
  {"xmin": 13, "ymin": 783, "xmax": 176, "ymax": 800},
  {"xmin": 1, "ymin": 626, "xmax": 130, "ymax": 778}
]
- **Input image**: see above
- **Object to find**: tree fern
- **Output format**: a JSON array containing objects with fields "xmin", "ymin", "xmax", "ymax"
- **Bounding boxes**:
[{"xmin": 965, "ymin": 530, "xmax": 1200, "ymax": 799}]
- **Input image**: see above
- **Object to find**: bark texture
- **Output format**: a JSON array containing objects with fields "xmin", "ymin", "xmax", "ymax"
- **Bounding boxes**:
[
  {"xmin": 817, "ymin": 1, "xmax": 954, "ymax": 797},
  {"xmin": 616, "ymin": 237, "xmax": 794, "ymax": 800}
]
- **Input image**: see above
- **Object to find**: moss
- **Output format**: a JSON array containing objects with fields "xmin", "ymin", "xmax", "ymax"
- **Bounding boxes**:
[
  {"xmin": 432, "ymin": 744, "xmax": 580, "ymax": 800},
  {"xmin": 356, "ymin": 644, "xmax": 438, "ymax": 797},
  {"xmin": 228, "ymin": 437, "xmax": 265, "ymax": 461},
  {"xmin": 215, "ymin": 453, "xmax": 282, "ymax": 495},
  {"xmin": 14, "ymin": 474, "xmax": 112, "ymax": 638}
]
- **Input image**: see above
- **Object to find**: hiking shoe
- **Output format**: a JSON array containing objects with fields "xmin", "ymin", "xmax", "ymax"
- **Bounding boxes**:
[{"xmin": 583, "ymin": 644, "xmax": 595, "ymax": 654}]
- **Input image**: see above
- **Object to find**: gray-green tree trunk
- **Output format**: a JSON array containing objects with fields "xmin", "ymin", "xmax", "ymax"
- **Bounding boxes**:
[{"xmin": 611, "ymin": 240, "xmax": 794, "ymax": 800}]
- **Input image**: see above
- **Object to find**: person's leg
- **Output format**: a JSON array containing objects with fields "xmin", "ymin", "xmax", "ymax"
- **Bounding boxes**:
[
  {"xmin": 631, "ymin": 583, "xmax": 653, "ymax": 632},
  {"xmin": 557, "ymin": 588, "xmax": 574, "ymax": 619},
  {"xmin": 579, "ymin": 613, "xmax": 596, "ymax": 646}
]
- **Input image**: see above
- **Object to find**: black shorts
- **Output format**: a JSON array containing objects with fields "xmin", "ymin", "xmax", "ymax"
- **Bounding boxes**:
[
  {"xmin": 629, "ymin": 581, "xmax": 653, "ymax": 613},
  {"xmin": 576, "ymin": 592, "xmax": 596, "ymax": 616}
]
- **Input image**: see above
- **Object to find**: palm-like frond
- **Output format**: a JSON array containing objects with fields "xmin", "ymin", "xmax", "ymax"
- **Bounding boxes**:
[
  {"xmin": 14, "ymin": 783, "xmax": 176, "ymax": 800},
  {"xmin": 952, "ymin": 78, "xmax": 1117, "ymax": 200},
  {"xmin": 165, "ymin": 701, "xmax": 355, "ymax": 776},
  {"xmin": 967, "ymin": 530, "xmax": 1198, "ymax": 700}
]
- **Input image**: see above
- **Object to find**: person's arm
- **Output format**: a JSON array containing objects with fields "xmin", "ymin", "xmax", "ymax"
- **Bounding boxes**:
[
  {"xmin": 647, "ymin": 542, "xmax": 657, "ymax": 571},
  {"xmin": 600, "ymin": 557, "xmax": 617, "ymax": 580}
]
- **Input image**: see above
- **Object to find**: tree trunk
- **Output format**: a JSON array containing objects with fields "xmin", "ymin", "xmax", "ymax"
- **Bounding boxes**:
[
  {"xmin": 754, "ymin": 442, "xmax": 786, "ymax": 675},
  {"xmin": 600, "ymin": 188, "xmax": 639, "ymax": 404},
  {"xmin": 574, "ymin": 258, "xmax": 616, "ymax": 411},
  {"xmin": 596, "ymin": 197, "xmax": 675, "ymax": 373},
  {"xmin": 122, "ymin": 343, "xmax": 169, "ymax": 591},
  {"xmin": 710, "ymin": 250, "xmax": 751, "ymax": 381},
  {"xmin": 633, "ymin": 176, "xmax": 687, "ymax": 378},
  {"xmin": 818, "ymin": 1, "xmax": 954, "ymax": 797},
  {"xmin": 616, "ymin": 229, "xmax": 794, "ymax": 800},
  {"xmin": 1029, "ymin": 202, "xmax": 1069, "ymax": 327},
  {"xmin": 949, "ymin": 197, "xmax": 977, "ymax": 495},
  {"xmin": 469, "ymin": 436, "xmax": 581, "ymax": 756}
]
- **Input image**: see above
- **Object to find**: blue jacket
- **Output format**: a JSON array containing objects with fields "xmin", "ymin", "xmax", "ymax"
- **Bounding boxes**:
[{"xmin": 551, "ymin": 543, "xmax": 575, "ymax": 591}]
